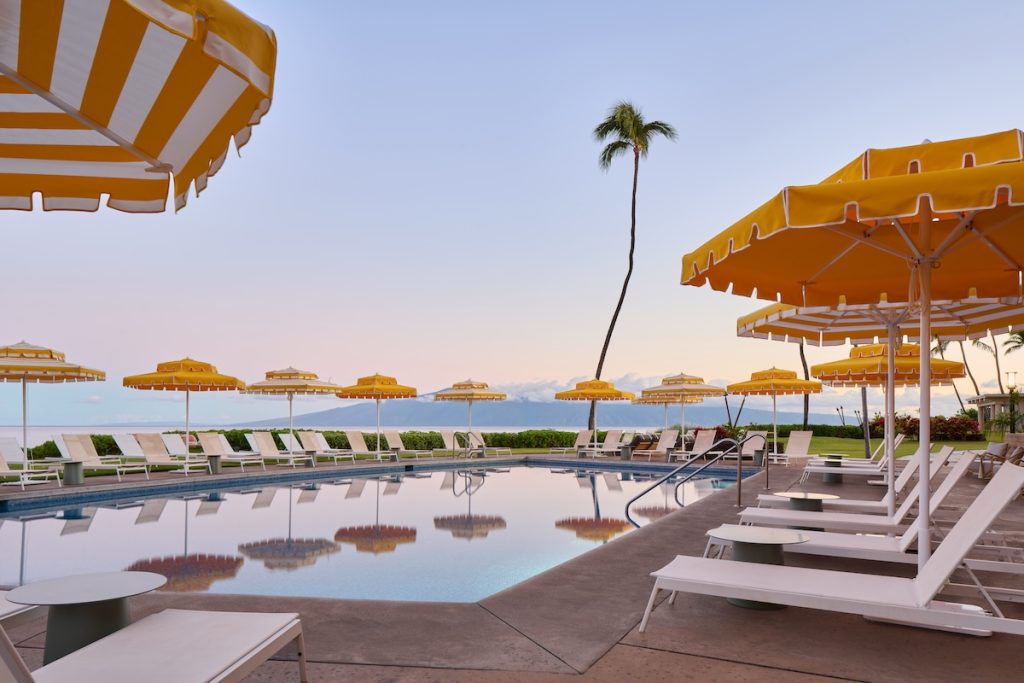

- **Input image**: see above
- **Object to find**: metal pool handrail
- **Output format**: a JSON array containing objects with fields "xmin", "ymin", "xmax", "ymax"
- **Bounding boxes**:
[{"xmin": 624, "ymin": 433, "xmax": 768, "ymax": 527}]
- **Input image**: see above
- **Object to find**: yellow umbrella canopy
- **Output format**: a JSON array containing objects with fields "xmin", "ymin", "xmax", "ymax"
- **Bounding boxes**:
[
  {"xmin": 683, "ymin": 129, "xmax": 1024, "ymax": 569},
  {"xmin": 337, "ymin": 374, "xmax": 417, "ymax": 400},
  {"xmin": 682, "ymin": 129, "xmax": 1024, "ymax": 306},
  {"xmin": 727, "ymin": 368, "xmax": 822, "ymax": 397},
  {"xmin": 554, "ymin": 379, "xmax": 635, "ymax": 401},
  {"xmin": 635, "ymin": 373, "xmax": 726, "ymax": 432},
  {"xmin": 434, "ymin": 380, "xmax": 507, "ymax": 448},
  {"xmin": 337, "ymin": 374, "xmax": 417, "ymax": 454},
  {"xmin": 434, "ymin": 380, "xmax": 507, "ymax": 402},
  {"xmin": 123, "ymin": 358, "xmax": 244, "ymax": 446},
  {"xmin": 243, "ymin": 367, "xmax": 342, "ymax": 454},
  {"xmin": 0, "ymin": 342, "xmax": 104, "ymax": 453},
  {"xmin": 555, "ymin": 379, "xmax": 635, "ymax": 450},
  {"xmin": 1, "ymin": 0, "xmax": 276, "ymax": 213},
  {"xmin": 812, "ymin": 344, "xmax": 965, "ymax": 387}
]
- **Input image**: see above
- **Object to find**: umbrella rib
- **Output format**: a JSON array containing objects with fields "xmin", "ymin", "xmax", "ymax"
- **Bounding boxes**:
[
  {"xmin": 802, "ymin": 240, "xmax": 860, "ymax": 285},
  {"xmin": 929, "ymin": 212, "xmax": 977, "ymax": 259},
  {"xmin": 889, "ymin": 219, "xmax": 925, "ymax": 260},
  {"xmin": 0, "ymin": 63, "xmax": 170, "ymax": 172},
  {"xmin": 938, "ymin": 212, "xmax": 1019, "ymax": 263},
  {"xmin": 824, "ymin": 225, "xmax": 915, "ymax": 262}
]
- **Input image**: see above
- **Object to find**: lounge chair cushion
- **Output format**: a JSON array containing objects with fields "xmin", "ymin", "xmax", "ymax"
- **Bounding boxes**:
[{"xmin": 31, "ymin": 609, "xmax": 299, "ymax": 683}]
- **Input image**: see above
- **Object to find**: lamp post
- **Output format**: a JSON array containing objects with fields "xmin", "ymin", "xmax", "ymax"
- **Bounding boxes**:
[{"xmin": 1007, "ymin": 371, "xmax": 1018, "ymax": 434}]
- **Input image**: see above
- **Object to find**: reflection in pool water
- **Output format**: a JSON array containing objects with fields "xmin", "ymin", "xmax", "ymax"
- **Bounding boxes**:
[{"xmin": 0, "ymin": 466, "xmax": 731, "ymax": 602}]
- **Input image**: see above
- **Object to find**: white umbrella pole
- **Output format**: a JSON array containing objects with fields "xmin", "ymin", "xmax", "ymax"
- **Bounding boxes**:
[
  {"xmin": 466, "ymin": 400, "xmax": 474, "ymax": 457},
  {"xmin": 376, "ymin": 397, "xmax": 382, "ymax": 458},
  {"xmin": 288, "ymin": 393, "xmax": 294, "ymax": 455},
  {"xmin": 767, "ymin": 393, "xmax": 776, "ymax": 490},
  {"xmin": 664, "ymin": 404, "xmax": 669, "ymax": 430},
  {"xmin": 184, "ymin": 388, "xmax": 190, "ymax": 455},
  {"xmin": 916, "ymin": 201, "xmax": 933, "ymax": 571},
  {"xmin": 21, "ymin": 378, "xmax": 27, "ymax": 457},
  {"xmin": 885, "ymin": 323, "xmax": 898, "ymax": 517}
]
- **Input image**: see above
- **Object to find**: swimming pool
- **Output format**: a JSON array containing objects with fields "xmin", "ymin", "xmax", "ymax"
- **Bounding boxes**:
[{"xmin": 0, "ymin": 464, "xmax": 734, "ymax": 602}]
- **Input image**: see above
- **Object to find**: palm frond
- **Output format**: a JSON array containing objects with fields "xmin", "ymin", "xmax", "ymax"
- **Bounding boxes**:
[
  {"xmin": 1003, "ymin": 330, "xmax": 1024, "ymax": 354},
  {"xmin": 644, "ymin": 120, "xmax": 678, "ymax": 141},
  {"xmin": 598, "ymin": 140, "xmax": 630, "ymax": 170},
  {"xmin": 931, "ymin": 339, "xmax": 949, "ymax": 357},
  {"xmin": 973, "ymin": 339, "xmax": 995, "ymax": 354}
]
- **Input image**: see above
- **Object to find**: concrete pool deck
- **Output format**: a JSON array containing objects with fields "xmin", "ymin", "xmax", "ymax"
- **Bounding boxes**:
[{"xmin": 4, "ymin": 455, "xmax": 1023, "ymax": 681}]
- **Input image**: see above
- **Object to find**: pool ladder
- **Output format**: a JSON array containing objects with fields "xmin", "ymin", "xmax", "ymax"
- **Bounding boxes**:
[{"xmin": 624, "ymin": 433, "xmax": 768, "ymax": 527}]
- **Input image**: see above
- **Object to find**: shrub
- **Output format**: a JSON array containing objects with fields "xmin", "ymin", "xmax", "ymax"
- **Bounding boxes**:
[{"xmin": 742, "ymin": 423, "xmax": 865, "ymax": 439}]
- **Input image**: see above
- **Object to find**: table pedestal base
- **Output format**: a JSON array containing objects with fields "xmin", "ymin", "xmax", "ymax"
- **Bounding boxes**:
[
  {"xmin": 727, "ymin": 541, "xmax": 785, "ymax": 610},
  {"xmin": 62, "ymin": 461, "xmax": 84, "ymax": 486},
  {"xmin": 822, "ymin": 457, "xmax": 844, "ymax": 484},
  {"xmin": 44, "ymin": 598, "xmax": 130, "ymax": 664},
  {"xmin": 788, "ymin": 498, "xmax": 824, "ymax": 531}
]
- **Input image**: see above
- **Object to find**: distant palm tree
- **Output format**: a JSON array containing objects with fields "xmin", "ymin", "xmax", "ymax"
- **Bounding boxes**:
[
  {"xmin": 589, "ymin": 102, "xmax": 676, "ymax": 429},
  {"xmin": 957, "ymin": 340, "xmax": 981, "ymax": 395},
  {"xmin": 1003, "ymin": 329, "xmax": 1024, "ymax": 355},
  {"xmin": 973, "ymin": 330, "xmax": 1005, "ymax": 394},
  {"xmin": 932, "ymin": 338, "xmax": 965, "ymax": 412}
]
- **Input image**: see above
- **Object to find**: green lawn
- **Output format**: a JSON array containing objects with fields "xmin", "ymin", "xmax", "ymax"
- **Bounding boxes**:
[{"xmin": 795, "ymin": 436, "xmax": 982, "ymax": 459}]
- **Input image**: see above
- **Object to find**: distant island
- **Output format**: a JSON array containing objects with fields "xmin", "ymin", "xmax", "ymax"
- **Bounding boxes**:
[{"xmin": 234, "ymin": 399, "xmax": 844, "ymax": 429}]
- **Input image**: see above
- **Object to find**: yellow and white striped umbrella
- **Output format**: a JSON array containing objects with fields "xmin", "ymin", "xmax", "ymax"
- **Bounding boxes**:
[
  {"xmin": 0, "ymin": 341, "xmax": 104, "ymax": 454},
  {"xmin": 434, "ymin": 380, "xmax": 507, "ymax": 451},
  {"xmin": 634, "ymin": 373, "xmax": 725, "ymax": 431},
  {"xmin": 243, "ymin": 368, "xmax": 342, "ymax": 454},
  {"xmin": 0, "ymin": 0, "xmax": 276, "ymax": 212}
]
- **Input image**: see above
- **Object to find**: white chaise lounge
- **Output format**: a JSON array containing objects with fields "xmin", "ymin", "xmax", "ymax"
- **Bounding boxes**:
[
  {"xmin": 579, "ymin": 430, "xmax": 623, "ymax": 458},
  {"xmin": 297, "ymin": 432, "xmax": 355, "ymax": 463},
  {"xmin": 196, "ymin": 433, "xmax": 266, "ymax": 471},
  {"xmin": 0, "ymin": 608, "xmax": 308, "ymax": 682},
  {"xmin": 0, "ymin": 439, "xmax": 60, "ymax": 490},
  {"xmin": 550, "ymin": 430, "xmax": 593, "ymax": 455},
  {"xmin": 383, "ymin": 430, "xmax": 433, "ymax": 459},
  {"xmin": 470, "ymin": 430, "xmax": 512, "ymax": 457},
  {"xmin": 738, "ymin": 448, "xmax": 957, "ymax": 533},
  {"xmin": 639, "ymin": 463, "xmax": 1024, "ymax": 637},
  {"xmin": 249, "ymin": 432, "xmax": 314, "ymax": 468},
  {"xmin": 758, "ymin": 446, "xmax": 953, "ymax": 512}
]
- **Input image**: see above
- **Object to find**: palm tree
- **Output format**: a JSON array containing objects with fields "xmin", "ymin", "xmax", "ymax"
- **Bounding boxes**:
[
  {"xmin": 1003, "ymin": 329, "xmax": 1024, "ymax": 355},
  {"xmin": 589, "ymin": 102, "xmax": 676, "ymax": 428},
  {"xmin": 973, "ymin": 330, "xmax": 1005, "ymax": 394},
  {"xmin": 798, "ymin": 340, "xmax": 810, "ymax": 428},
  {"xmin": 957, "ymin": 340, "xmax": 981, "ymax": 395},
  {"xmin": 932, "ymin": 338, "xmax": 965, "ymax": 413}
]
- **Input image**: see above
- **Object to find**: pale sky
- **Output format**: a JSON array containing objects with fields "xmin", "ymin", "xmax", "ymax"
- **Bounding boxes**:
[{"xmin": 6, "ymin": 0, "xmax": 1024, "ymax": 426}]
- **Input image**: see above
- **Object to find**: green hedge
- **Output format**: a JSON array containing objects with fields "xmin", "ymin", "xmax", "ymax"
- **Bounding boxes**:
[{"xmin": 743, "ymin": 423, "xmax": 866, "ymax": 439}]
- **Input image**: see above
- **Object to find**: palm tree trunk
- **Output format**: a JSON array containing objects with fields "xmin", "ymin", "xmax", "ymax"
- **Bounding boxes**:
[
  {"xmin": 991, "ymin": 330, "xmax": 1005, "ymax": 394},
  {"xmin": 589, "ymin": 150, "xmax": 640, "ymax": 430},
  {"xmin": 798, "ymin": 341, "xmax": 810, "ymax": 428},
  {"xmin": 936, "ymin": 343, "xmax": 966, "ymax": 413},
  {"xmin": 733, "ymin": 396, "xmax": 746, "ymax": 425},
  {"xmin": 958, "ymin": 341, "xmax": 980, "ymax": 395}
]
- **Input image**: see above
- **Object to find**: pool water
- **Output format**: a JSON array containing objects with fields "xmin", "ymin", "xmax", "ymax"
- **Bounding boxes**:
[{"xmin": 0, "ymin": 465, "xmax": 732, "ymax": 602}]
